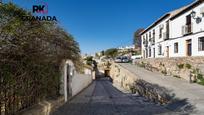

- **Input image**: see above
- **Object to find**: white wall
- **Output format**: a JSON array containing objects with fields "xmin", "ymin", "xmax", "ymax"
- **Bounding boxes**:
[
  {"xmin": 142, "ymin": 2, "xmax": 204, "ymax": 58},
  {"xmin": 71, "ymin": 74, "xmax": 92, "ymax": 97},
  {"xmin": 170, "ymin": 3, "xmax": 204, "ymax": 38},
  {"xmin": 141, "ymin": 17, "xmax": 170, "ymax": 58}
]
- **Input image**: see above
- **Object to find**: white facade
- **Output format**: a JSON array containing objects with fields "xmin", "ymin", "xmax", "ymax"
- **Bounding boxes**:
[{"xmin": 141, "ymin": 0, "xmax": 204, "ymax": 58}]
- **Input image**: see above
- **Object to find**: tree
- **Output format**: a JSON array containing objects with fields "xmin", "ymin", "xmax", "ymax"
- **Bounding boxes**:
[
  {"xmin": 0, "ymin": 3, "xmax": 81, "ymax": 113},
  {"xmin": 101, "ymin": 50, "xmax": 105, "ymax": 56},
  {"xmin": 105, "ymin": 48, "xmax": 118, "ymax": 58},
  {"xmin": 84, "ymin": 56, "xmax": 93, "ymax": 66},
  {"xmin": 133, "ymin": 28, "xmax": 144, "ymax": 49}
]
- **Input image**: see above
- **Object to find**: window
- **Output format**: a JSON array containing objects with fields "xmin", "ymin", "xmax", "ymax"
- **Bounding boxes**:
[
  {"xmin": 174, "ymin": 42, "xmax": 178, "ymax": 53},
  {"xmin": 153, "ymin": 29, "xmax": 155, "ymax": 43},
  {"xmin": 159, "ymin": 27, "xmax": 163, "ymax": 38},
  {"xmin": 149, "ymin": 32, "xmax": 151, "ymax": 41},
  {"xmin": 149, "ymin": 47, "xmax": 151, "ymax": 57},
  {"xmin": 198, "ymin": 37, "xmax": 204, "ymax": 51},
  {"xmin": 158, "ymin": 45, "xmax": 162, "ymax": 55}
]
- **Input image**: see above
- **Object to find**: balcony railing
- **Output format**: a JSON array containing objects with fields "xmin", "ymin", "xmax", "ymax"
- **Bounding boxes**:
[
  {"xmin": 182, "ymin": 24, "xmax": 193, "ymax": 35},
  {"xmin": 163, "ymin": 32, "xmax": 169, "ymax": 40}
]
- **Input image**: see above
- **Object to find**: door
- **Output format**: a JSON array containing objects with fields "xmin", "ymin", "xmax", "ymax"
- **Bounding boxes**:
[
  {"xmin": 66, "ymin": 65, "xmax": 70, "ymax": 96},
  {"xmin": 166, "ymin": 46, "xmax": 169, "ymax": 58},
  {"xmin": 186, "ymin": 39, "xmax": 192, "ymax": 56},
  {"xmin": 153, "ymin": 48, "xmax": 155, "ymax": 58}
]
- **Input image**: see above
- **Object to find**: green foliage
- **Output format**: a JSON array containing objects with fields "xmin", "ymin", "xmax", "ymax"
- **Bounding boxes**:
[
  {"xmin": 133, "ymin": 28, "xmax": 144, "ymax": 48},
  {"xmin": 197, "ymin": 73, "xmax": 203, "ymax": 80},
  {"xmin": 105, "ymin": 48, "xmax": 118, "ymax": 58},
  {"xmin": 85, "ymin": 56, "xmax": 93, "ymax": 66},
  {"xmin": 0, "ymin": 3, "xmax": 82, "ymax": 112},
  {"xmin": 177, "ymin": 64, "xmax": 184, "ymax": 69},
  {"xmin": 185, "ymin": 63, "xmax": 192, "ymax": 69}
]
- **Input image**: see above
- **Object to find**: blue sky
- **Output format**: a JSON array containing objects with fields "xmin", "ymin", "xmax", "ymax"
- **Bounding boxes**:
[{"xmin": 8, "ymin": 0, "xmax": 194, "ymax": 54}]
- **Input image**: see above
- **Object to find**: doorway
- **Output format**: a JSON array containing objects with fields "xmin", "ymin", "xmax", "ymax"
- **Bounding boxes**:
[
  {"xmin": 166, "ymin": 46, "xmax": 169, "ymax": 58},
  {"xmin": 186, "ymin": 39, "xmax": 192, "ymax": 56},
  {"xmin": 153, "ymin": 48, "xmax": 155, "ymax": 58}
]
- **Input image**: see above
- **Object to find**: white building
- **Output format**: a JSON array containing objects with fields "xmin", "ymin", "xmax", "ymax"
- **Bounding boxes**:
[
  {"xmin": 118, "ymin": 45, "xmax": 135, "ymax": 50},
  {"xmin": 141, "ymin": 0, "xmax": 204, "ymax": 58}
]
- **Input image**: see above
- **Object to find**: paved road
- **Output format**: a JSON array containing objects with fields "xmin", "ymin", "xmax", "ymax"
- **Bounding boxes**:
[
  {"xmin": 119, "ymin": 63, "xmax": 204, "ymax": 115},
  {"xmin": 52, "ymin": 78, "xmax": 175, "ymax": 115}
]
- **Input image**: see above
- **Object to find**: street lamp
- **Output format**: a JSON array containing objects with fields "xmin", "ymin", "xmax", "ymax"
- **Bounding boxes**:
[
  {"xmin": 190, "ymin": 11, "xmax": 196, "ymax": 19},
  {"xmin": 190, "ymin": 10, "xmax": 202, "ymax": 23}
]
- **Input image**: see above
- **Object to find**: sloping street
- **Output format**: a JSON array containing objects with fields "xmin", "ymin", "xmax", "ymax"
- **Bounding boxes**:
[{"xmin": 52, "ymin": 78, "xmax": 174, "ymax": 115}]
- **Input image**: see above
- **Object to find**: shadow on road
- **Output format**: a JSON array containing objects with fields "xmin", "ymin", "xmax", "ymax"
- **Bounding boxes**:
[{"xmin": 52, "ymin": 77, "xmax": 195, "ymax": 115}]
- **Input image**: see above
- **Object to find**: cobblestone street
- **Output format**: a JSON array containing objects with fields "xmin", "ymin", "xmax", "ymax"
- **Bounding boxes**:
[{"xmin": 52, "ymin": 78, "xmax": 174, "ymax": 115}]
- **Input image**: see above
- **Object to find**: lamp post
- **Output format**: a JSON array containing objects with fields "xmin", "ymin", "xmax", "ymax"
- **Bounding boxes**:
[{"xmin": 190, "ymin": 10, "xmax": 202, "ymax": 23}]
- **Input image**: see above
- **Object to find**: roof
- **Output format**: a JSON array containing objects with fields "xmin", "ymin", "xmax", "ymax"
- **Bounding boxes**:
[
  {"xmin": 140, "ymin": 0, "xmax": 204, "ymax": 35},
  {"xmin": 170, "ymin": 0, "xmax": 204, "ymax": 20}
]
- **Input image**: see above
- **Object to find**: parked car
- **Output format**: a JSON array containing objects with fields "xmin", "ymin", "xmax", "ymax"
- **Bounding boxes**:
[
  {"xmin": 114, "ymin": 56, "xmax": 130, "ymax": 63},
  {"xmin": 114, "ymin": 56, "xmax": 122, "ymax": 63},
  {"xmin": 131, "ymin": 55, "xmax": 142, "ymax": 60},
  {"xmin": 122, "ymin": 56, "xmax": 130, "ymax": 63}
]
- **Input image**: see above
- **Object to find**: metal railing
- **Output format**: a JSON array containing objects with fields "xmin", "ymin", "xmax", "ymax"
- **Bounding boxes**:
[
  {"xmin": 182, "ymin": 24, "xmax": 193, "ymax": 35},
  {"xmin": 163, "ymin": 32, "xmax": 169, "ymax": 40}
]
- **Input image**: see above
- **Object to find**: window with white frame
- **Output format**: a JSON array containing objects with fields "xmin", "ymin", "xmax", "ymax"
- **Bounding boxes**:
[
  {"xmin": 198, "ymin": 37, "xmax": 204, "ymax": 51},
  {"xmin": 158, "ymin": 45, "xmax": 162, "ymax": 55},
  {"xmin": 174, "ymin": 42, "xmax": 178, "ymax": 53}
]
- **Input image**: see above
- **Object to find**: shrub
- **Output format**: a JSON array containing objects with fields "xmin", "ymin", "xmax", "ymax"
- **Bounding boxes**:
[
  {"xmin": 185, "ymin": 63, "xmax": 192, "ymax": 69},
  {"xmin": 197, "ymin": 74, "xmax": 204, "ymax": 80},
  {"xmin": 177, "ymin": 64, "xmax": 184, "ymax": 69},
  {"xmin": 173, "ymin": 75, "xmax": 181, "ymax": 78}
]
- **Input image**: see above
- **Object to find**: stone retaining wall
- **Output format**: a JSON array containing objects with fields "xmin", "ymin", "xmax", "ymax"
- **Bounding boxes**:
[
  {"xmin": 110, "ymin": 63, "xmax": 188, "ymax": 104},
  {"xmin": 110, "ymin": 63, "xmax": 136, "ymax": 90},
  {"xmin": 135, "ymin": 57, "xmax": 204, "ymax": 81}
]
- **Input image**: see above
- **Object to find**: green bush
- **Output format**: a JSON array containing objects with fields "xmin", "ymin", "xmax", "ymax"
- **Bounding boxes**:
[
  {"xmin": 177, "ymin": 64, "xmax": 184, "ymax": 69},
  {"xmin": 197, "ymin": 74, "xmax": 203, "ymax": 80},
  {"xmin": 173, "ymin": 75, "xmax": 181, "ymax": 78},
  {"xmin": 185, "ymin": 63, "xmax": 192, "ymax": 69}
]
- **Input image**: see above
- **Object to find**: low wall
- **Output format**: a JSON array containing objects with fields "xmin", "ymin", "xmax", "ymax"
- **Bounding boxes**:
[
  {"xmin": 110, "ymin": 63, "xmax": 182, "ymax": 104},
  {"xmin": 135, "ymin": 57, "xmax": 204, "ymax": 81},
  {"xmin": 110, "ymin": 63, "xmax": 137, "ymax": 90},
  {"xmin": 71, "ymin": 74, "xmax": 93, "ymax": 97},
  {"xmin": 20, "ymin": 97, "xmax": 65, "ymax": 115}
]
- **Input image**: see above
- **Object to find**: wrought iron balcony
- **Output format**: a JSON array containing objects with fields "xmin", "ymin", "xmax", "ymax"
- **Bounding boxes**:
[
  {"xmin": 182, "ymin": 24, "xmax": 193, "ymax": 35},
  {"xmin": 163, "ymin": 32, "xmax": 169, "ymax": 40}
]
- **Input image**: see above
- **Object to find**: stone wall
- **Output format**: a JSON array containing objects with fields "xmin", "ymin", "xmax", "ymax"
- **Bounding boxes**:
[
  {"xmin": 135, "ymin": 57, "xmax": 204, "ymax": 81},
  {"xmin": 110, "ymin": 63, "xmax": 177, "ymax": 104},
  {"xmin": 71, "ymin": 74, "xmax": 93, "ymax": 97},
  {"xmin": 110, "ymin": 63, "xmax": 136, "ymax": 90}
]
